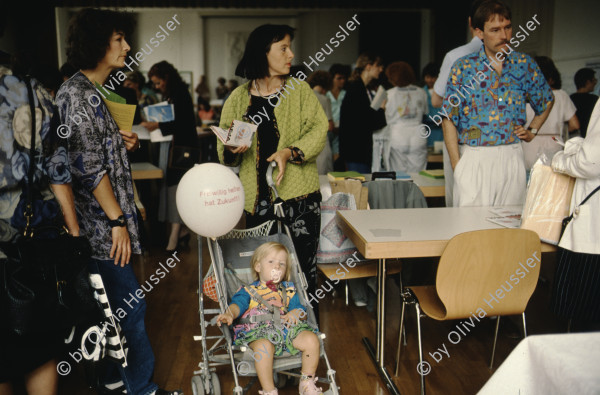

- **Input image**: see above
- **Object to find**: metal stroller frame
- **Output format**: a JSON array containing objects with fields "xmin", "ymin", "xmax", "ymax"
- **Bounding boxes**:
[{"xmin": 191, "ymin": 162, "xmax": 340, "ymax": 395}]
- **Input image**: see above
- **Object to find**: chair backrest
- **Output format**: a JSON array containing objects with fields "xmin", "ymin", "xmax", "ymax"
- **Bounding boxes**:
[
  {"xmin": 435, "ymin": 229, "xmax": 541, "ymax": 320},
  {"xmin": 366, "ymin": 180, "xmax": 427, "ymax": 209}
]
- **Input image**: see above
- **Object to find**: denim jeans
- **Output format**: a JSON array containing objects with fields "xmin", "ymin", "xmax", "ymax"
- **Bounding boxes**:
[{"xmin": 89, "ymin": 259, "xmax": 158, "ymax": 395}]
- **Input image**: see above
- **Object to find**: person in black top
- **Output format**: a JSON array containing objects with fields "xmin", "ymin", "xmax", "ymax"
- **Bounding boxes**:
[
  {"xmin": 570, "ymin": 68, "xmax": 598, "ymax": 138},
  {"xmin": 339, "ymin": 52, "xmax": 387, "ymax": 173},
  {"xmin": 142, "ymin": 61, "xmax": 198, "ymax": 252}
]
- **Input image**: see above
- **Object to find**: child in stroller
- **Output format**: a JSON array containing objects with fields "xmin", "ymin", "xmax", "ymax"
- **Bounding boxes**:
[{"xmin": 216, "ymin": 242, "xmax": 323, "ymax": 395}]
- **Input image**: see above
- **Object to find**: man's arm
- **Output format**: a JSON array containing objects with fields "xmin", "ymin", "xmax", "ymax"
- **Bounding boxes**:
[
  {"xmin": 528, "ymin": 100, "xmax": 554, "ymax": 131},
  {"xmin": 442, "ymin": 119, "xmax": 461, "ymax": 170},
  {"xmin": 50, "ymin": 183, "xmax": 79, "ymax": 236}
]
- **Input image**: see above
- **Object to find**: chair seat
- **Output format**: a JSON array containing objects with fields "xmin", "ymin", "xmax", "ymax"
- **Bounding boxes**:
[
  {"xmin": 318, "ymin": 259, "xmax": 402, "ymax": 280},
  {"xmin": 411, "ymin": 285, "xmax": 447, "ymax": 320}
]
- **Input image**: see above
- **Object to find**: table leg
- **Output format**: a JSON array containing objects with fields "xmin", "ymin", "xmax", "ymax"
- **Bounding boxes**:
[{"xmin": 363, "ymin": 258, "xmax": 401, "ymax": 395}]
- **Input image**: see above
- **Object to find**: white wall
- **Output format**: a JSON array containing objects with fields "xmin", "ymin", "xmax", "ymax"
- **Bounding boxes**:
[
  {"xmin": 204, "ymin": 15, "xmax": 297, "ymax": 96},
  {"xmin": 551, "ymin": 0, "xmax": 600, "ymax": 94}
]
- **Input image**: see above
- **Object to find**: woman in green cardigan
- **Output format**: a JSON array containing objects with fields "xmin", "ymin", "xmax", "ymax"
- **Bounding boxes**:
[{"xmin": 217, "ymin": 24, "xmax": 328, "ymax": 319}]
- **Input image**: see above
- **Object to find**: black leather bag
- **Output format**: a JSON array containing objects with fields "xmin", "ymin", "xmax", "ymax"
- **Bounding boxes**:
[
  {"xmin": 2, "ymin": 76, "xmax": 97, "ymax": 335},
  {"xmin": 169, "ymin": 145, "xmax": 200, "ymax": 170}
]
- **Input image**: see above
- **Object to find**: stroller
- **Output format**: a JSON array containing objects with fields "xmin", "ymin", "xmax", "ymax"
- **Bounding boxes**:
[{"xmin": 191, "ymin": 162, "xmax": 340, "ymax": 395}]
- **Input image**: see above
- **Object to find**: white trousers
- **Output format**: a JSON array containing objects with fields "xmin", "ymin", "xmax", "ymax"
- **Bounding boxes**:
[
  {"xmin": 387, "ymin": 124, "xmax": 427, "ymax": 173},
  {"xmin": 453, "ymin": 143, "xmax": 526, "ymax": 207},
  {"xmin": 443, "ymin": 143, "xmax": 454, "ymax": 207}
]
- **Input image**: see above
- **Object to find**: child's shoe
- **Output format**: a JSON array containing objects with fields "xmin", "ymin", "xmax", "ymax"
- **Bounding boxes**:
[
  {"xmin": 258, "ymin": 389, "xmax": 278, "ymax": 395},
  {"xmin": 299, "ymin": 374, "xmax": 323, "ymax": 395}
]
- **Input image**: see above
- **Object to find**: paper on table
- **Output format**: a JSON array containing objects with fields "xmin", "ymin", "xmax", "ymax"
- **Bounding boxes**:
[
  {"xmin": 370, "ymin": 229, "xmax": 403, "ymax": 237},
  {"xmin": 370, "ymin": 85, "xmax": 387, "ymax": 110},
  {"xmin": 132, "ymin": 124, "xmax": 150, "ymax": 140},
  {"xmin": 149, "ymin": 129, "xmax": 173, "ymax": 142},
  {"xmin": 103, "ymin": 100, "xmax": 136, "ymax": 131}
]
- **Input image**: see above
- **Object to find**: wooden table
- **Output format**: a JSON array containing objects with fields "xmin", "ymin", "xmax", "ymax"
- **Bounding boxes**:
[
  {"xmin": 427, "ymin": 153, "xmax": 443, "ymax": 163},
  {"xmin": 336, "ymin": 206, "xmax": 557, "ymax": 394},
  {"xmin": 408, "ymin": 173, "xmax": 444, "ymax": 198},
  {"xmin": 131, "ymin": 162, "xmax": 163, "ymax": 220}
]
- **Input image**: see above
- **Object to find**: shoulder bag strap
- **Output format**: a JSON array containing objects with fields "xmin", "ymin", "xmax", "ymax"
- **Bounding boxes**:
[
  {"xmin": 576, "ymin": 185, "xmax": 600, "ymax": 208},
  {"xmin": 23, "ymin": 76, "xmax": 36, "ymax": 237}
]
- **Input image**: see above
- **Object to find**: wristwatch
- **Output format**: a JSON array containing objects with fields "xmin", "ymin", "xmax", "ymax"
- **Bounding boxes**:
[
  {"xmin": 528, "ymin": 127, "xmax": 538, "ymax": 136},
  {"xmin": 108, "ymin": 215, "xmax": 126, "ymax": 228}
]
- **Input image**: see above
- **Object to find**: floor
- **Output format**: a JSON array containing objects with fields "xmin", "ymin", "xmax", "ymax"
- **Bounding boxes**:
[{"xmin": 50, "ymin": 232, "xmax": 567, "ymax": 395}]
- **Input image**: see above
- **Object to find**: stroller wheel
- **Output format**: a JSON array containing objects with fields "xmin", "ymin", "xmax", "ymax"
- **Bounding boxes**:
[
  {"xmin": 274, "ymin": 372, "xmax": 287, "ymax": 388},
  {"xmin": 210, "ymin": 372, "xmax": 221, "ymax": 395},
  {"xmin": 191, "ymin": 375, "xmax": 204, "ymax": 395}
]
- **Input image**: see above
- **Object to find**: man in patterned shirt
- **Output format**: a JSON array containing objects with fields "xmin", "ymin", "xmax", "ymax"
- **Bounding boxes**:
[{"xmin": 442, "ymin": 0, "xmax": 554, "ymax": 207}]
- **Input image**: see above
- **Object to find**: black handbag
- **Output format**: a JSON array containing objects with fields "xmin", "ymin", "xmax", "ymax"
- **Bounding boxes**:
[
  {"xmin": 169, "ymin": 145, "xmax": 200, "ymax": 170},
  {"xmin": 3, "ymin": 76, "xmax": 97, "ymax": 335}
]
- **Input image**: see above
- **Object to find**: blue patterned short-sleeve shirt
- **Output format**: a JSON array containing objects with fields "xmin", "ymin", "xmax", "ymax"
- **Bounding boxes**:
[
  {"xmin": 443, "ymin": 45, "xmax": 554, "ymax": 146},
  {"xmin": 0, "ymin": 74, "xmax": 71, "ymax": 256},
  {"xmin": 55, "ymin": 72, "xmax": 141, "ymax": 259}
]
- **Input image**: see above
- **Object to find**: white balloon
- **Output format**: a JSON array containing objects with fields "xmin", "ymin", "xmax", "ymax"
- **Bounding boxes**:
[{"xmin": 176, "ymin": 163, "xmax": 245, "ymax": 238}]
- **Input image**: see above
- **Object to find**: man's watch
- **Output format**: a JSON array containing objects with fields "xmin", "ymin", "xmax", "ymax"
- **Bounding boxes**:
[
  {"xmin": 528, "ymin": 127, "xmax": 539, "ymax": 136},
  {"xmin": 108, "ymin": 215, "xmax": 126, "ymax": 228}
]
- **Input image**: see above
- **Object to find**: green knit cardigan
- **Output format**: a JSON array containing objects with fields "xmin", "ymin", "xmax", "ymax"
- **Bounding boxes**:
[{"xmin": 217, "ymin": 79, "xmax": 328, "ymax": 213}]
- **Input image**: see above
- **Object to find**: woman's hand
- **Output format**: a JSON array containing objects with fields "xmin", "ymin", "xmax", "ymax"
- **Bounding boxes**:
[
  {"xmin": 141, "ymin": 121, "xmax": 159, "ymax": 131},
  {"xmin": 226, "ymin": 144, "xmax": 249, "ymax": 154},
  {"xmin": 110, "ymin": 226, "xmax": 131, "ymax": 267},
  {"xmin": 267, "ymin": 148, "xmax": 292, "ymax": 186},
  {"xmin": 120, "ymin": 130, "xmax": 140, "ymax": 151},
  {"xmin": 216, "ymin": 311, "xmax": 234, "ymax": 327}
]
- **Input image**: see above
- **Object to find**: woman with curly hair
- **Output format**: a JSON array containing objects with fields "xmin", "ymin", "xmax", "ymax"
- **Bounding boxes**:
[
  {"xmin": 142, "ymin": 60, "xmax": 198, "ymax": 253},
  {"xmin": 55, "ymin": 8, "xmax": 180, "ymax": 395}
]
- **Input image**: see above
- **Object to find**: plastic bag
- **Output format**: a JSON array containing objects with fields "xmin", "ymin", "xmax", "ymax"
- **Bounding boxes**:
[{"xmin": 520, "ymin": 156, "xmax": 575, "ymax": 244}]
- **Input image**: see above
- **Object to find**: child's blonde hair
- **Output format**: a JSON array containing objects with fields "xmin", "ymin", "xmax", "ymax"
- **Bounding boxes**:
[{"xmin": 251, "ymin": 242, "xmax": 292, "ymax": 282}]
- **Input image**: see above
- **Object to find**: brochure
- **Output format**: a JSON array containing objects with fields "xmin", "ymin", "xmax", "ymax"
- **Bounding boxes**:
[
  {"xmin": 210, "ymin": 120, "xmax": 257, "ymax": 147},
  {"xmin": 143, "ymin": 101, "xmax": 175, "ymax": 122}
]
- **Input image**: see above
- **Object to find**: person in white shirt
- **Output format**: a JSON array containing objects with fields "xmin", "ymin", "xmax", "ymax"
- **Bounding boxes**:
[
  {"xmin": 523, "ymin": 56, "xmax": 580, "ymax": 170},
  {"xmin": 384, "ymin": 62, "xmax": 429, "ymax": 173},
  {"xmin": 431, "ymin": 0, "xmax": 485, "ymax": 206},
  {"xmin": 550, "ymin": 99, "xmax": 600, "ymax": 329}
]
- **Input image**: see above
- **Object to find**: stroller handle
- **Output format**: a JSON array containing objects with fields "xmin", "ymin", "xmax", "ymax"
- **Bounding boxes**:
[{"xmin": 266, "ymin": 161, "xmax": 279, "ymax": 199}]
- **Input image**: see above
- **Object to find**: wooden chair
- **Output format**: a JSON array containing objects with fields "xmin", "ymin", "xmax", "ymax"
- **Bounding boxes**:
[{"xmin": 395, "ymin": 229, "xmax": 541, "ymax": 394}]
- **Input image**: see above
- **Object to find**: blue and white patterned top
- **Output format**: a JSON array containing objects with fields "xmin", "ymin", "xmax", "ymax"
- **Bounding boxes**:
[
  {"xmin": 443, "ymin": 45, "xmax": 554, "ymax": 146},
  {"xmin": 55, "ymin": 72, "xmax": 141, "ymax": 259},
  {"xmin": 0, "ymin": 74, "xmax": 71, "ymax": 257}
]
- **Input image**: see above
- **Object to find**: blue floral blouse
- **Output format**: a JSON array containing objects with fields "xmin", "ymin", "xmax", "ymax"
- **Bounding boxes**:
[
  {"xmin": 55, "ymin": 72, "xmax": 141, "ymax": 259},
  {"xmin": 0, "ymin": 73, "xmax": 71, "ymax": 258}
]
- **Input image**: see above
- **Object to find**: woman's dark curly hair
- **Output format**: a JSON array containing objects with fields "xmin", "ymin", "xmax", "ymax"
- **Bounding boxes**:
[
  {"xmin": 534, "ymin": 56, "xmax": 561, "ymax": 89},
  {"xmin": 307, "ymin": 71, "xmax": 333, "ymax": 91},
  {"xmin": 66, "ymin": 8, "xmax": 135, "ymax": 70},
  {"xmin": 148, "ymin": 60, "xmax": 187, "ymax": 99}
]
